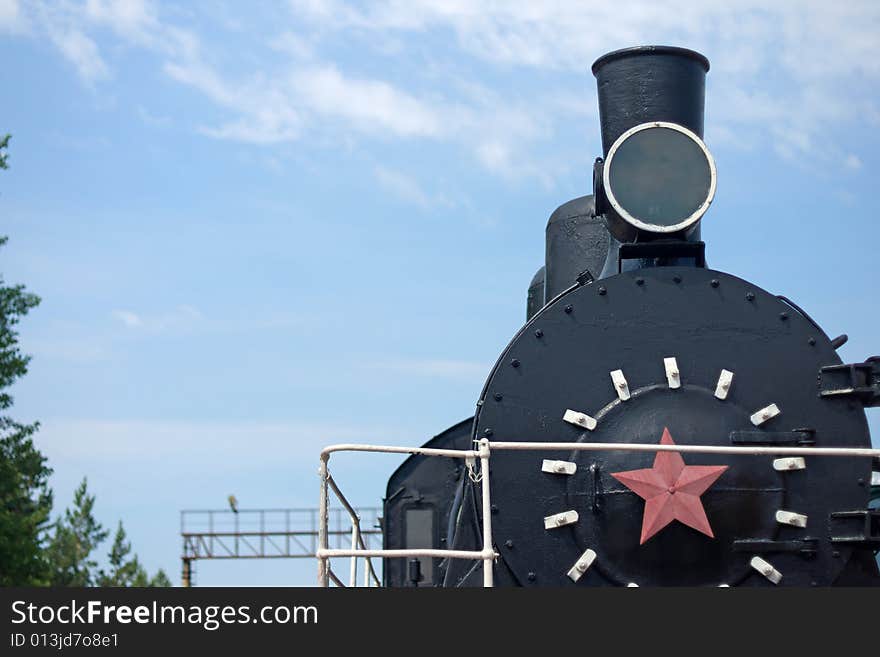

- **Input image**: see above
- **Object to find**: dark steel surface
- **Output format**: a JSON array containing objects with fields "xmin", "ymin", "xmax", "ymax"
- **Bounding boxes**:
[
  {"xmin": 383, "ymin": 417, "xmax": 474, "ymax": 587},
  {"xmin": 468, "ymin": 266, "xmax": 873, "ymax": 586},
  {"xmin": 526, "ymin": 265, "xmax": 545, "ymax": 320},
  {"xmin": 544, "ymin": 195, "xmax": 609, "ymax": 299}
]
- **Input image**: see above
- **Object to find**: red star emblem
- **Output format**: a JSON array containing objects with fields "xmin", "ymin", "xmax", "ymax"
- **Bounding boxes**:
[{"xmin": 611, "ymin": 428, "xmax": 728, "ymax": 544}]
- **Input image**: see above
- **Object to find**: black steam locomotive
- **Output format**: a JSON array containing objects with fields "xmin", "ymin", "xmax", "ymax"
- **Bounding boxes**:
[{"xmin": 382, "ymin": 46, "xmax": 880, "ymax": 587}]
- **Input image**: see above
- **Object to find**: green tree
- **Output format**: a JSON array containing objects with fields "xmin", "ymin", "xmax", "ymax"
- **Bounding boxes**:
[
  {"xmin": 97, "ymin": 522, "xmax": 171, "ymax": 587},
  {"xmin": 0, "ymin": 134, "xmax": 9, "ymax": 170},
  {"xmin": 46, "ymin": 484, "xmax": 173, "ymax": 587},
  {"xmin": 1, "ymin": 134, "xmax": 170, "ymax": 587},
  {"xmin": 148, "ymin": 569, "xmax": 172, "ymax": 587},
  {"xmin": 46, "ymin": 478, "xmax": 109, "ymax": 586},
  {"xmin": 0, "ymin": 132, "xmax": 54, "ymax": 586}
]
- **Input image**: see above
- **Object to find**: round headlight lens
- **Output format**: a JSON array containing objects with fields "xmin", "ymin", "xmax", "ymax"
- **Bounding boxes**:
[{"xmin": 604, "ymin": 122, "xmax": 716, "ymax": 234}]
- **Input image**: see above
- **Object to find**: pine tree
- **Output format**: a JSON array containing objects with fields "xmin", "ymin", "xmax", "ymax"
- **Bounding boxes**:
[
  {"xmin": 0, "ymin": 133, "xmax": 54, "ymax": 585},
  {"xmin": 45, "ymin": 479, "xmax": 109, "ymax": 586}
]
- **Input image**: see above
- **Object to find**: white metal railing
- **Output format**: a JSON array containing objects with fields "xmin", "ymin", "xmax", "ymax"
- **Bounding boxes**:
[{"xmin": 317, "ymin": 439, "xmax": 880, "ymax": 587}]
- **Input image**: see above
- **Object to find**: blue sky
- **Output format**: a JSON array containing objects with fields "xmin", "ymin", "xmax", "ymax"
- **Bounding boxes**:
[{"xmin": 1, "ymin": 1, "xmax": 878, "ymax": 585}]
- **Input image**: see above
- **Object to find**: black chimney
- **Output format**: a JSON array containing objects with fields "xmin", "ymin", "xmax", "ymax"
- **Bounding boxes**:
[{"xmin": 592, "ymin": 46, "xmax": 709, "ymax": 156}]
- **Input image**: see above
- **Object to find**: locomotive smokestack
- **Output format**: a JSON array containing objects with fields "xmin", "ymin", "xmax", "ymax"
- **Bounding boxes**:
[
  {"xmin": 592, "ymin": 46, "xmax": 709, "ymax": 155},
  {"xmin": 592, "ymin": 46, "xmax": 716, "ymax": 273}
]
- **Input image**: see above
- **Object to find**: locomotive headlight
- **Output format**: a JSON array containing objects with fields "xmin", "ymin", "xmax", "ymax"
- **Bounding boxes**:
[{"xmin": 602, "ymin": 121, "xmax": 716, "ymax": 236}]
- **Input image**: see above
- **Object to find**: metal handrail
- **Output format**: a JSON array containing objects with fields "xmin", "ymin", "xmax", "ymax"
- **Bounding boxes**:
[
  {"xmin": 325, "ymin": 474, "xmax": 382, "ymax": 586},
  {"xmin": 317, "ymin": 439, "xmax": 880, "ymax": 587}
]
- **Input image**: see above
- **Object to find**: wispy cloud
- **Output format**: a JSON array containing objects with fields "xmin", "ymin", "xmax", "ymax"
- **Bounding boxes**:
[
  {"xmin": 111, "ymin": 304, "xmax": 202, "ymax": 332},
  {"xmin": 17, "ymin": 1, "xmax": 880, "ymax": 176},
  {"xmin": 285, "ymin": 0, "xmax": 880, "ymax": 167},
  {"xmin": 46, "ymin": 25, "xmax": 109, "ymax": 82},
  {"xmin": 0, "ymin": 0, "xmax": 25, "ymax": 33},
  {"xmin": 135, "ymin": 104, "xmax": 170, "ymax": 126},
  {"xmin": 373, "ymin": 165, "xmax": 432, "ymax": 209}
]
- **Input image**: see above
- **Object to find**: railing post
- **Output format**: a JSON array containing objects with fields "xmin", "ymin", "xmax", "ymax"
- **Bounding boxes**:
[
  {"xmin": 349, "ymin": 520, "xmax": 359, "ymax": 587},
  {"xmin": 478, "ymin": 438, "xmax": 494, "ymax": 587},
  {"xmin": 317, "ymin": 455, "xmax": 330, "ymax": 586}
]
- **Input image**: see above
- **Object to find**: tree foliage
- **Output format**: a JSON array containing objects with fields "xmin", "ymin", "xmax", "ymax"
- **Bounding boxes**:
[
  {"xmin": 0, "ymin": 134, "xmax": 9, "ymax": 170},
  {"xmin": 98, "ymin": 522, "xmax": 172, "ymax": 587},
  {"xmin": 1, "ymin": 133, "xmax": 170, "ymax": 586},
  {"xmin": 0, "ymin": 192, "xmax": 52, "ymax": 584},
  {"xmin": 45, "ymin": 479, "xmax": 109, "ymax": 586}
]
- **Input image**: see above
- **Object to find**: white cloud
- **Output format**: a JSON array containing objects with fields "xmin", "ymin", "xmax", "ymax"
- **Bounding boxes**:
[
  {"xmin": 18, "ymin": 1, "xmax": 880, "ymax": 176},
  {"xmin": 136, "ymin": 104, "xmax": 170, "ymax": 126},
  {"xmin": 0, "ymin": 0, "xmax": 25, "ymax": 32},
  {"xmin": 46, "ymin": 26, "xmax": 109, "ymax": 82},
  {"xmin": 373, "ymin": 165, "xmax": 431, "ymax": 208},
  {"xmin": 268, "ymin": 31, "xmax": 315, "ymax": 60},
  {"xmin": 844, "ymin": 154, "xmax": 862, "ymax": 171},
  {"xmin": 285, "ymin": 0, "xmax": 880, "ymax": 165},
  {"xmin": 111, "ymin": 305, "xmax": 202, "ymax": 332},
  {"xmin": 293, "ymin": 66, "xmax": 445, "ymax": 138},
  {"xmin": 111, "ymin": 309, "xmax": 143, "ymax": 328}
]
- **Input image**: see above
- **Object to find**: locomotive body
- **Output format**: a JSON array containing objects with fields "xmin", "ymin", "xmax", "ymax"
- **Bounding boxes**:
[{"xmin": 381, "ymin": 46, "xmax": 880, "ymax": 587}]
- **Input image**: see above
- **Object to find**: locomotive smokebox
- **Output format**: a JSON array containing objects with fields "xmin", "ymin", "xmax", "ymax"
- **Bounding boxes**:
[{"xmin": 592, "ymin": 45, "xmax": 710, "ymax": 155}]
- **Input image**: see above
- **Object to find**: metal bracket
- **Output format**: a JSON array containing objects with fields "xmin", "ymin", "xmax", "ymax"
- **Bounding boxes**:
[
  {"xmin": 829, "ymin": 510, "xmax": 880, "ymax": 546},
  {"xmin": 544, "ymin": 510, "xmax": 579, "ymax": 530},
  {"xmin": 541, "ymin": 459, "xmax": 577, "ymax": 476},
  {"xmin": 773, "ymin": 457, "xmax": 806, "ymax": 471},
  {"xmin": 818, "ymin": 357, "xmax": 880, "ymax": 407},
  {"xmin": 750, "ymin": 556, "xmax": 782, "ymax": 585},
  {"xmin": 576, "ymin": 269, "xmax": 595, "ymax": 286},
  {"xmin": 617, "ymin": 240, "xmax": 706, "ymax": 272},
  {"xmin": 733, "ymin": 538, "xmax": 818, "ymax": 558}
]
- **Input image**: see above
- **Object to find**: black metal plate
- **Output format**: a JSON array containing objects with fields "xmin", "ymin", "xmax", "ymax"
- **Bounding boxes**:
[{"xmin": 475, "ymin": 266, "xmax": 872, "ymax": 586}]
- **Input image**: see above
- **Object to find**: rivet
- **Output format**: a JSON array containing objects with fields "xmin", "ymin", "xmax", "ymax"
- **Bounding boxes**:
[
  {"xmin": 534, "ymin": 328, "xmax": 543, "ymax": 338},
  {"xmin": 857, "ymin": 478, "xmax": 865, "ymax": 487},
  {"xmin": 673, "ymin": 275, "xmax": 682, "ymax": 284},
  {"xmin": 527, "ymin": 572, "xmax": 536, "ymax": 581},
  {"xmin": 505, "ymin": 539, "xmax": 514, "ymax": 548},
  {"xmin": 483, "ymin": 428, "xmax": 493, "ymax": 437},
  {"xmin": 511, "ymin": 358, "xmax": 520, "ymax": 368},
  {"xmin": 780, "ymin": 312, "xmax": 789, "ymax": 321},
  {"xmin": 710, "ymin": 279, "xmax": 719, "ymax": 288},
  {"xmin": 564, "ymin": 304, "xmax": 573, "ymax": 314},
  {"xmin": 832, "ymin": 551, "xmax": 840, "ymax": 558},
  {"xmin": 808, "ymin": 337, "xmax": 816, "ymax": 346},
  {"xmin": 636, "ymin": 277, "xmax": 644, "ymax": 286},
  {"xmin": 493, "ymin": 393, "xmax": 503, "ymax": 402},
  {"xmin": 490, "ymin": 505, "xmax": 499, "ymax": 514},
  {"xmin": 746, "ymin": 292, "xmax": 755, "ymax": 301},
  {"xmin": 598, "ymin": 287, "xmax": 607, "ymax": 296}
]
